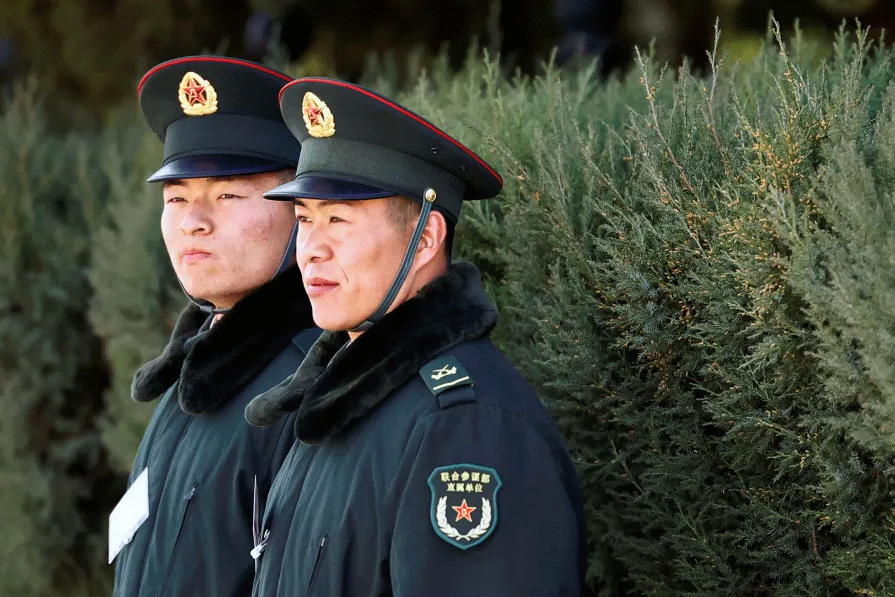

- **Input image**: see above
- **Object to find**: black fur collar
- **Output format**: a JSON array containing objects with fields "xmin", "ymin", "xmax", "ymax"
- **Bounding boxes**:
[
  {"xmin": 245, "ymin": 262, "xmax": 498, "ymax": 443},
  {"xmin": 131, "ymin": 266, "xmax": 314, "ymax": 414}
]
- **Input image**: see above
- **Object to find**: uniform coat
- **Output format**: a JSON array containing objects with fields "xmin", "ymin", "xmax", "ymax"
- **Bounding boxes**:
[
  {"xmin": 246, "ymin": 263, "xmax": 586, "ymax": 597},
  {"xmin": 112, "ymin": 267, "xmax": 319, "ymax": 597}
]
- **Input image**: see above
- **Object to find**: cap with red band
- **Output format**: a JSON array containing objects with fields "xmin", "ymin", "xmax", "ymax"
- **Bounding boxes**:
[
  {"xmin": 138, "ymin": 56, "xmax": 301, "ymax": 182},
  {"xmin": 264, "ymin": 77, "xmax": 503, "ymax": 221},
  {"xmin": 265, "ymin": 77, "xmax": 504, "ymax": 332}
]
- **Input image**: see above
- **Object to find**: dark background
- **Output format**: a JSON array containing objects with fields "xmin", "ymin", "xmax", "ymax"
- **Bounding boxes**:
[{"xmin": 0, "ymin": 0, "xmax": 891, "ymax": 129}]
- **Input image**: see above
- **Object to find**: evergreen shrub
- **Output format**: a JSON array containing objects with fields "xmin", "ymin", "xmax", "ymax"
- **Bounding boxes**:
[
  {"xmin": 86, "ymin": 124, "xmax": 181, "ymax": 469},
  {"xmin": 387, "ymin": 24, "xmax": 895, "ymax": 596},
  {"xmin": 0, "ymin": 81, "xmax": 123, "ymax": 597}
]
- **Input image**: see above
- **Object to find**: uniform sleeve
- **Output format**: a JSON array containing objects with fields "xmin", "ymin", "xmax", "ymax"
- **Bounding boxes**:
[{"xmin": 390, "ymin": 403, "xmax": 582, "ymax": 597}]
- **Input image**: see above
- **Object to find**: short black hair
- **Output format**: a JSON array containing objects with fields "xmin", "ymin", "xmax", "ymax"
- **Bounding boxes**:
[
  {"xmin": 275, "ymin": 168, "xmax": 295, "ymax": 185},
  {"xmin": 386, "ymin": 196, "xmax": 454, "ymax": 261}
]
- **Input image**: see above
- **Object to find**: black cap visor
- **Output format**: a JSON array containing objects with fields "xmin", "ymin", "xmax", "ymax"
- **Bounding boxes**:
[
  {"xmin": 147, "ymin": 154, "xmax": 293, "ymax": 182},
  {"xmin": 265, "ymin": 175, "xmax": 394, "ymax": 200},
  {"xmin": 264, "ymin": 137, "xmax": 465, "ymax": 219}
]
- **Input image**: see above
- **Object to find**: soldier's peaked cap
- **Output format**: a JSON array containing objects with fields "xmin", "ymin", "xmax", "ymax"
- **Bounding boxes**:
[
  {"xmin": 265, "ymin": 78, "xmax": 503, "ymax": 220},
  {"xmin": 138, "ymin": 56, "xmax": 301, "ymax": 182}
]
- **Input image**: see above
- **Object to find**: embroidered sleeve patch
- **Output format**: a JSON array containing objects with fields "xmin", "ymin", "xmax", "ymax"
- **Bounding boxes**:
[
  {"xmin": 419, "ymin": 356, "xmax": 474, "ymax": 395},
  {"xmin": 428, "ymin": 464, "xmax": 501, "ymax": 549}
]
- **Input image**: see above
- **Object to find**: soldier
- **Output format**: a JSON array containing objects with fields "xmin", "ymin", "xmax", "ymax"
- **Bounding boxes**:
[
  {"xmin": 109, "ymin": 57, "xmax": 319, "ymax": 597},
  {"xmin": 245, "ymin": 78, "xmax": 586, "ymax": 596}
]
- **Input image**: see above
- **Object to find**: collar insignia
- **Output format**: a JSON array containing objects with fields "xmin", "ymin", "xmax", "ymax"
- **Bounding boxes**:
[
  {"xmin": 178, "ymin": 71, "xmax": 218, "ymax": 116},
  {"xmin": 428, "ymin": 464, "xmax": 501, "ymax": 550},
  {"xmin": 302, "ymin": 91, "xmax": 336, "ymax": 138}
]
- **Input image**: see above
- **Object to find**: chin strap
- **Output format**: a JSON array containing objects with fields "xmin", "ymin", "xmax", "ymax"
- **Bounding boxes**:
[
  {"xmin": 273, "ymin": 221, "xmax": 301, "ymax": 277},
  {"xmin": 182, "ymin": 221, "xmax": 299, "ymax": 315},
  {"xmin": 349, "ymin": 188, "xmax": 437, "ymax": 333}
]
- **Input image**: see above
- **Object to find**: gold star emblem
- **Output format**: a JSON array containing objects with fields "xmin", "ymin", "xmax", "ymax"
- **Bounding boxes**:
[
  {"xmin": 302, "ymin": 91, "xmax": 335, "ymax": 138},
  {"xmin": 178, "ymin": 72, "xmax": 218, "ymax": 116}
]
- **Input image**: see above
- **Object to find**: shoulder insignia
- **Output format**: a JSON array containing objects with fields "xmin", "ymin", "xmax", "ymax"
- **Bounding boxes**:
[
  {"xmin": 419, "ymin": 356, "xmax": 474, "ymax": 396},
  {"xmin": 428, "ymin": 464, "xmax": 501, "ymax": 550}
]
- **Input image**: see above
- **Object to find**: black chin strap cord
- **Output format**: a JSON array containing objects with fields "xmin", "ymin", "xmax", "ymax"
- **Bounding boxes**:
[
  {"xmin": 350, "ymin": 188, "xmax": 437, "ymax": 333},
  {"xmin": 182, "ymin": 221, "xmax": 299, "ymax": 315}
]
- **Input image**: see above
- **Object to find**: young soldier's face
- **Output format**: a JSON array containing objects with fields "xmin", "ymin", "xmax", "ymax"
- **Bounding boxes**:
[
  {"xmin": 293, "ymin": 196, "xmax": 413, "ymax": 332},
  {"xmin": 161, "ymin": 172, "xmax": 295, "ymax": 309}
]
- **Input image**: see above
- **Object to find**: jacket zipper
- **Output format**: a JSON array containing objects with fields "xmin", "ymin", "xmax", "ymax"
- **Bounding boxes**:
[
  {"xmin": 155, "ymin": 482, "xmax": 198, "ymax": 597},
  {"xmin": 305, "ymin": 535, "xmax": 328, "ymax": 596}
]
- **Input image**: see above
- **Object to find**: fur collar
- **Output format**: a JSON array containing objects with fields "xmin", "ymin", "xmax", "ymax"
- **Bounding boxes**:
[
  {"xmin": 245, "ymin": 262, "xmax": 498, "ymax": 443},
  {"xmin": 131, "ymin": 267, "xmax": 314, "ymax": 414}
]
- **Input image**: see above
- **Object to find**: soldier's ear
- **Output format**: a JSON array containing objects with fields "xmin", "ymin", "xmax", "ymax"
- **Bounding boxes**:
[{"xmin": 415, "ymin": 209, "xmax": 448, "ymax": 263}]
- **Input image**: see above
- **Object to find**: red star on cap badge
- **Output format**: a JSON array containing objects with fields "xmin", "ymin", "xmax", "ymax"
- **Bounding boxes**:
[
  {"xmin": 301, "ymin": 91, "xmax": 335, "ymax": 137},
  {"xmin": 303, "ymin": 104, "xmax": 323, "ymax": 126},
  {"xmin": 452, "ymin": 499, "xmax": 477, "ymax": 523},
  {"xmin": 182, "ymin": 78, "xmax": 206, "ymax": 105}
]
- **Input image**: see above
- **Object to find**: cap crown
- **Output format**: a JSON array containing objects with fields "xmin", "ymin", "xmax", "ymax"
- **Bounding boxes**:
[
  {"xmin": 268, "ymin": 78, "xmax": 502, "ymax": 219},
  {"xmin": 138, "ymin": 56, "xmax": 301, "ymax": 181}
]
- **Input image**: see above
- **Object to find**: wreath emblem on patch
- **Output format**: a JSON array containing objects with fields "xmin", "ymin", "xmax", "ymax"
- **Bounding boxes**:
[
  {"xmin": 428, "ymin": 464, "xmax": 501, "ymax": 550},
  {"xmin": 178, "ymin": 71, "xmax": 218, "ymax": 116},
  {"xmin": 302, "ymin": 91, "xmax": 336, "ymax": 138}
]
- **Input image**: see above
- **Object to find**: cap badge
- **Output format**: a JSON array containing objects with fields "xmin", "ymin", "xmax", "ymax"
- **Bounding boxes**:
[
  {"xmin": 178, "ymin": 72, "xmax": 218, "ymax": 116},
  {"xmin": 302, "ymin": 92, "xmax": 335, "ymax": 138}
]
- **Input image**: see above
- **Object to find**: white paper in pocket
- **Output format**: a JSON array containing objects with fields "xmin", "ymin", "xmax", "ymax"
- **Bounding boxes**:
[{"xmin": 108, "ymin": 467, "xmax": 150, "ymax": 564}]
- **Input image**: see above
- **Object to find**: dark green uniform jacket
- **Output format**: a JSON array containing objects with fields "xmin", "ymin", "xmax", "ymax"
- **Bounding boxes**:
[
  {"xmin": 112, "ymin": 267, "xmax": 319, "ymax": 597},
  {"xmin": 246, "ymin": 263, "xmax": 586, "ymax": 597}
]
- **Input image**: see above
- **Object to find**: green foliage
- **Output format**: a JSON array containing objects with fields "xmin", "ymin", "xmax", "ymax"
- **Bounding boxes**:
[
  {"xmin": 86, "ymin": 119, "xmax": 182, "ymax": 469},
  {"xmin": 0, "ymin": 83, "xmax": 178, "ymax": 597},
  {"xmin": 384, "ymin": 23, "xmax": 895, "ymax": 596},
  {"xmin": 0, "ymin": 0, "xmax": 255, "ymax": 126},
  {"xmin": 0, "ymin": 80, "xmax": 121, "ymax": 597}
]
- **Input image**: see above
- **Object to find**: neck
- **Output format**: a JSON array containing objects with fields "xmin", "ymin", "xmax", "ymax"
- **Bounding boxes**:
[{"xmin": 347, "ymin": 258, "xmax": 448, "ymax": 342}]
